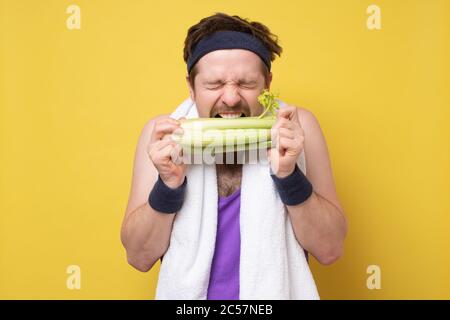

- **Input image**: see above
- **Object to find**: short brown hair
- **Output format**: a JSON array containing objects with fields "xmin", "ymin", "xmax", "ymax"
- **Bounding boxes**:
[{"xmin": 183, "ymin": 12, "xmax": 283, "ymax": 88}]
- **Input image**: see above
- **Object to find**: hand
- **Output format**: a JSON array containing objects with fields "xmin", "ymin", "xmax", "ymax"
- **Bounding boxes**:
[
  {"xmin": 147, "ymin": 116, "xmax": 186, "ymax": 188},
  {"xmin": 268, "ymin": 106, "xmax": 305, "ymax": 178}
]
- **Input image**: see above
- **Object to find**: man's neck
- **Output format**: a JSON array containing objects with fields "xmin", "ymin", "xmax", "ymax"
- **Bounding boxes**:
[{"xmin": 216, "ymin": 162, "xmax": 242, "ymax": 198}]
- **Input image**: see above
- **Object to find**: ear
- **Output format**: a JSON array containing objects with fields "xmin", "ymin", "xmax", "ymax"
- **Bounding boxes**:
[
  {"xmin": 186, "ymin": 74, "xmax": 195, "ymax": 101},
  {"xmin": 266, "ymin": 72, "xmax": 273, "ymax": 90}
]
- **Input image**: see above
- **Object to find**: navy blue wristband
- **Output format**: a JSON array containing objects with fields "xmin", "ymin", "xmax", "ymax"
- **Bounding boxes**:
[
  {"xmin": 148, "ymin": 175, "xmax": 187, "ymax": 214},
  {"xmin": 270, "ymin": 164, "xmax": 313, "ymax": 206}
]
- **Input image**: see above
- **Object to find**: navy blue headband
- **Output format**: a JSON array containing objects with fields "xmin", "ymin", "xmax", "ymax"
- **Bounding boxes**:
[{"xmin": 187, "ymin": 30, "xmax": 272, "ymax": 73}]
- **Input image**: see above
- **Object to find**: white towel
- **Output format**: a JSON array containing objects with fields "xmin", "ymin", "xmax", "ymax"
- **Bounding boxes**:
[{"xmin": 155, "ymin": 98, "xmax": 320, "ymax": 300}]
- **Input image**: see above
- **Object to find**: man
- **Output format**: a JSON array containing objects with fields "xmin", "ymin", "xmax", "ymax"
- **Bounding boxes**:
[{"xmin": 121, "ymin": 13, "xmax": 347, "ymax": 300}]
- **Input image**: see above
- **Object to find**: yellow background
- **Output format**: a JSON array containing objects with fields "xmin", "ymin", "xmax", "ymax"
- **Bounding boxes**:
[{"xmin": 1, "ymin": 0, "xmax": 449, "ymax": 299}]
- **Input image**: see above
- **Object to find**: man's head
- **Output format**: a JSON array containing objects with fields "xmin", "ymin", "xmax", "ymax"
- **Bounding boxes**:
[{"xmin": 183, "ymin": 13, "xmax": 282, "ymax": 118}]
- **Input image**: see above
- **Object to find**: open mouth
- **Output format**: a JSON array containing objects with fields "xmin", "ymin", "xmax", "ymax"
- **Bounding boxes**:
[{"xmin": 214, "ymin": 112, "xmax": 246, "ymax": 118}]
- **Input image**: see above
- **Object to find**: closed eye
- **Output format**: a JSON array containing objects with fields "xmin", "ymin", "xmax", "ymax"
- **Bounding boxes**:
[
  {"xmin": 240, "ymin": 84, "xmax": 257, "ymax": 89},
  {"xmin": 238, "ymin": 81, "xmax": 258, "ymax": 89},
  {"xmin": 204, "ymin": 82, "xmax": 224, "ymax": 90},
  {"xmin": 204, "ymin": 81, "xmax": 257, "ymax": 90},
  {"xmin": 206, "ymin": 85, "xmax": 223, "ymax": 90}
]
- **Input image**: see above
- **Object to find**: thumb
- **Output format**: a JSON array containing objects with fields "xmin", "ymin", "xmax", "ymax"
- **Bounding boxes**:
[{"xmin": 267, "ymin": 146, "xmax": 282, "ymax": 175}]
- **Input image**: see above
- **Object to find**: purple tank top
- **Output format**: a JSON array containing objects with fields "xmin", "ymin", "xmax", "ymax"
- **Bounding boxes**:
[{"xmin": 207, "ymin": 188, "xmax": 241, "ymax": 300}]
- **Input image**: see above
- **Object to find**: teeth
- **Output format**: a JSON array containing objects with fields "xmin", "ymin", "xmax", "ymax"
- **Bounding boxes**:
[{"xmin": 219, "ymin": 113, "xmax": 243, "ymax": 119}]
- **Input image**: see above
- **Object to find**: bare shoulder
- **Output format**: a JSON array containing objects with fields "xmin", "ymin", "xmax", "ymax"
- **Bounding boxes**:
[
  {"xmin": 293, "ymin": 106, "xmax": 327, "ymax": 154},
  {"xmin": 294, "ymin": 106, "xmax": 321, "ymax": 133},
  {"xmin": 292, "ymin": 105, "xmax": 327, "ymax": 153}
]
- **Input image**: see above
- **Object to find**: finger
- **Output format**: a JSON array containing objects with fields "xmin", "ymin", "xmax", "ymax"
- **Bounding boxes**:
[
  {"xmin": 173, "ymin": 117, "xmax": 187, "ymax": 136},
  {"xmin": 151, "ymin": 121, "xmax": 181, "ymax": 142},
  {"xmin": 271, "ymin": 127, "xmax": 279, "ymax": 150},
  {"xmin": 277, "ymin": 106, "xmax": 296, "ymax": 120},
  {"xmin": 271, "ymin": 127, "xmax": 285, "ymax": 155},
  {"xmin": 272, "ymin": 117, "xmax": 295, "ymax": 131},
  {"xmin": 148, "ymin": 140, "xmax": 167, "ymax": 161},
  {"xmin": 161, "ymin": 132, "xmax": 179, "ymax": 142},
  {"xmin": 170, "ymin": 143, "xmax": 184, "ymax": 165},
  {"xmin": 277, "ymin": 127, "xmax": 296, "ymax": 140},
  {"xmin": 272, "ymin": 122, "xmax": 295, "ymax": 139},
  {"xmin": 278, "ymin": 137, "xmax": 303, "ymax": 155},
  {"xmin": 268, "ymin": 146, "xmax": 281, "ymax": 173},
  {"xmin": 277, "ymin": 106, "xmax": 300, "ymax": 125},
  {"xmin": 163, "ymin": 117, "xmax": 180, "ymax": 125},
  {"xmin": 150, "ymin": 138, "xmax": 176, "ymax": 154},
  {"xmin": 159, "ymin": 143, "xmax": 182, "ymax": 165}
]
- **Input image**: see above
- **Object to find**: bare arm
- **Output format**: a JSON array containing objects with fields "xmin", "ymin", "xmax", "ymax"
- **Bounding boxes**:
[
  {"xmin": 287, "ymin": 109, "xmax": 347, "ymax": 265},
  {"xmin": 121, "ymin": 116, "xmax": 185, "ymax": 272}
]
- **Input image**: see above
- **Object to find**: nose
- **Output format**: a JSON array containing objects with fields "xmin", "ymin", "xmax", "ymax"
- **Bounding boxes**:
[{"xmin": 221, "ymin": 84, "xmax": 241, "ymax": 108}]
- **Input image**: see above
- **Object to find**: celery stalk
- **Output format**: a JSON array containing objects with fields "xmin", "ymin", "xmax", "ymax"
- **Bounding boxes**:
[
  {"xmin": 171, "ymin": 89, "xmax": 280, "ymax": 155},
  {"xmin": 172, "ymin": 128, "xmax": 271, "ymax": 147},
  {"xmin": 179, "ymin": 117, "xmax": 275, "ymax": 131}
]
